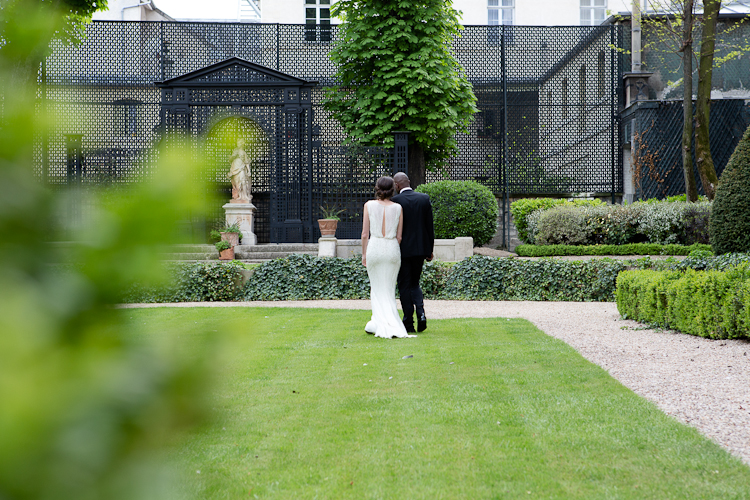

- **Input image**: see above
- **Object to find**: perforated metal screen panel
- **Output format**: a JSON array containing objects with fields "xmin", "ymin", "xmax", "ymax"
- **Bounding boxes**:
[
  {"xmin": 628, "ymin": 99, "xmax": 750, "ymax": 200},
  {"xmin": 41, "ymin": 21, "xmax": 623, "ymax": 242}
]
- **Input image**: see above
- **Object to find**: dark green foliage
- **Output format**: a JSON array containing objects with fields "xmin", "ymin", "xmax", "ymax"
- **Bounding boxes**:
[
  {"xmin": 710, "ymin": 124, "xmax": 750, "ymax": 254},
  {"xmin": 419, "ymin": 260, "xmax": 454, "ymax": 298},
  {"xmin": 215, "ymin": 240, "xmax": 231, "ymax": 252},
  {"xmin": 244, "ymin": 254, "xmax": 370, "ymax": 300},
  {"xmin": 708, "ymin": 252, "xmax": 750, "ymax": 271},
  {"xmin": 444, "ymin": 256, "xmax": 626, "ymax": 302},
  {"xmin": 323, "ymin": 0, "xmax": 477, "ymax": 167},
  {"xmin": 515, "ymin": 243, "xmax": 712, "ymax": 257},
  {"xmin": 125, "ymin": 261, "xmax": 245, "ymax": 303},
  {"xmin": 416, "ymin": 180, "xmax": 498, "ymax": 246},
  {"xmin": 616, "ymin": 264, "xmax": 750, "ymax": 339},
  {"xmin": 682, "ymin": 203, "xmax": 711, "ymax": 244}
]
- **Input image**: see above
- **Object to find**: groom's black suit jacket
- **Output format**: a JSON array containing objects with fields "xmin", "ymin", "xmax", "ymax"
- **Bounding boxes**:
[{"xmin": 392, "ymin": 189, "xmax": 435, "ymax": 259}]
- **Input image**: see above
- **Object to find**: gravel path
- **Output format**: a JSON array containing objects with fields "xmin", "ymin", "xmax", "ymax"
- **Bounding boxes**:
[{"xmin": 123, "ymin": 299, "xmax": 750, "ymax": 465}]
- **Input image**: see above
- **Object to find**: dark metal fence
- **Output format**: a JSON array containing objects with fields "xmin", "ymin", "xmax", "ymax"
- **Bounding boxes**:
[
  {"xmin": 624, "ymin": 99, "xmax": 750, "ymax": 199},
  {"xmin": 41, "ymin": 21, "xmax": 624, "ymax": 243}
]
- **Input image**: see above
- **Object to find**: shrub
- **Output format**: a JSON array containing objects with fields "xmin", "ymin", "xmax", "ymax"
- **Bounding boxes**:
[
  {"xmin": 510, "ymin": 197, "xmax": 603, "ymax": 243},
  {"xmin": 515, "ymin": 242, "xmax": 712, "ymax": 257},
  {"xmin": 124, "ymin": 261, "xmax": 245, "ymax": 302},
  {"xmin": 510, "ymin": 198, "xmax": 564, "ymax": 243},
  {"xmin": 244, "ymin": 254, "xmax": 370, "ymax": 300},
  {"xmin": 416, "ymin": 180, "xmax": 498, "ymax": 246},
  {"xmin": 682, "ymin": 202, "xmax": 711, "ymax": 245},
  {"xmin": 419, "ymin": 260, "xmax": 454, "ymax": 298},
  {"xmin": 710, "ymin": 124, "xmax": 750, "ymax": 255},
  {"xmin": 535, "ymin": 206, "xmax": 592, "ymax": 246},
  {"xmin": 616, "ymin": 264, "xmax": 750, "ymax": 339},
  {"xmin": 444, "ymin": 255, "xmax": 625, "ymax": 302}
]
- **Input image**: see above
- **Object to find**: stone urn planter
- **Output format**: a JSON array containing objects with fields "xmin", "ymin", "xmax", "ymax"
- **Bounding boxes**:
[
  {"xmin": 220, "ymin": 231, "xmax": 240, "ymax": 247},
  {"xmin": 318, "ymin": 219, "xmax": 338, "ymax": 237},
  {"xmin": 216, "ymin": 240, "xmax": 234, "ymax": 260}
]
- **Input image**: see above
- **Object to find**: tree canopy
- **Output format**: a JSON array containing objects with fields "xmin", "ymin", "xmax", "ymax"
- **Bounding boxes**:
[{"xmin": 324, "ymin": 0, "xmax": 477, "ymax": 184}]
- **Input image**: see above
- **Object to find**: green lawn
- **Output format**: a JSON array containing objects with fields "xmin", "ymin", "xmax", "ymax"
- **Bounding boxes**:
[{"xmin": 126, "ymin": 308, "xmax": 750, "ymax": 499}]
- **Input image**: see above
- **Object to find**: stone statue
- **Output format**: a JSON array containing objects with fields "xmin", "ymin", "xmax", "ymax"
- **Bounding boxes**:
[{"xmin": 228, "ymin": 138, "xmax": 252, "ymax": 203}]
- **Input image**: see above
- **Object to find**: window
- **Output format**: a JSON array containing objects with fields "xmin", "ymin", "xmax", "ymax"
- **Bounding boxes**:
[
  {"xmin": 125, "ymin": 104, "xmax": 138, "ymax": 136},
  {"xmin": 488, "ymin": 0, "xmax": 513, "ymax": 45},
  {"xmin": 305, "ymin": 0, "xmax": 331, "ymax": 42},
  {"xmin": 579, "ymin": 65, "xmax": 586, "ymax": 134},
  {"xmin": 580, "ymin": 0, "xmax": 606, "ymax": 26},
  {"xmin": 597, "ymin": 50, "xmax": 606, "ymax": 98}
]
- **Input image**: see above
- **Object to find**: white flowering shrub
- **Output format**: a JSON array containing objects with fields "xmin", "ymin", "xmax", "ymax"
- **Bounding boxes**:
[
  {"xmin": 530, "ymin": 200, "xmax": 712, "ymax": 246},
  {"xmin": 639, "ymin": 201, "xmax": 687, "ymax": 244}
]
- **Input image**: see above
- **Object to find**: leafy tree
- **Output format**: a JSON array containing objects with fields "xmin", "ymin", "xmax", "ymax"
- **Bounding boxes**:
[
  {"xmin": 0, "ymin": 0, "xmax": 108, "ymax": 85},
  {"xmin": 324, "ymin": 0, "xmax": 477, "ymax": 186},
  {"xmin": 694, "ymin": 0, "xmax": 721, "ymax": 200},
  {"xmin": 626, "ymin": 0, "xmax": 749, "ymax": 200}
]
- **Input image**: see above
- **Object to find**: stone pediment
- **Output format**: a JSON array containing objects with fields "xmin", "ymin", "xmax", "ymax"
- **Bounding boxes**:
[{"xmin": 158, "ymin": 57, "xmax": 310, "ymax": 87}]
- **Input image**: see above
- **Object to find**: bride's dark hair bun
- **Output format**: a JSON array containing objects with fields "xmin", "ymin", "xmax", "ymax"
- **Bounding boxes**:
[{"xmin": 375, "ymin": 176, "xmax": 395, "ymax": 200}]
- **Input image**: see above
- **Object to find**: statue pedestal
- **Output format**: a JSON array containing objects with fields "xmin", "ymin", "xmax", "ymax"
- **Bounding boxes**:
[
  {"xmin": 318, "ymin": 237, "xmax": 337, "ymax": 258},
  {"xmin": 223, "ymin": 202, "xmax": 257, "ymax": 246}
]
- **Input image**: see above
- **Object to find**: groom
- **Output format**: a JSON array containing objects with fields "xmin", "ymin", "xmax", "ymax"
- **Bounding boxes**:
[{"xmin": 392, "ymin": 172, "xmax": 435, "ymax": 333}]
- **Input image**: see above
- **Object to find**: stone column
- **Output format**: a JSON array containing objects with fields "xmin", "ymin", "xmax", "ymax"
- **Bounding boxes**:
[
  {"xmin": 223, "ymin": 202, "xmax": 257, "ymax": 246},
  {"xmin": 318, "ymin": 237, "xmax": 337, "ymax": 258}
]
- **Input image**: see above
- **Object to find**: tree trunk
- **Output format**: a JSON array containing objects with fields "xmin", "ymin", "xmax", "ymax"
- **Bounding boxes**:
[
  {"xmin": 694, "ymin": 0, "xmax": 721, "ymax": 200},
  {"xmin": 408, "ymin": 142, "xmax": 426, "ymax": 188},
  {"xmin": 681, "ymin": 0, "xmax": 699, "ymax": 202}
]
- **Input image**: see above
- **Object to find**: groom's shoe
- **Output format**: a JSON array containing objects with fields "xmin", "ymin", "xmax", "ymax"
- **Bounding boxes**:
[
  {"xmin": 417, "ymin": 313, "xmax": 427, "ymax": 332},
  {"xmin": 403, "ymin": 319, "xmax": 416, "ymax": 334}
]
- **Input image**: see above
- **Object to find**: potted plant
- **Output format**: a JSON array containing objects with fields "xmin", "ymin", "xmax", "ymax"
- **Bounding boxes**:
[
  {"xmin": 220, "ymin": 221, "xmax": 242, "ymax": 247},
  {"xmin": 318, "ymin": 204, "xmax": 344, "ymax": 237},
  {"xmin": 216, "ymin": 239, "xmax": 234, "ymax": 260}
]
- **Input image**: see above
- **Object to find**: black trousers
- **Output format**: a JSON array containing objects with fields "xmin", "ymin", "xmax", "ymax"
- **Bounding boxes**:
[{"xmin": 397, "ymin": 256, "xmax": 426, "ymax": 327}]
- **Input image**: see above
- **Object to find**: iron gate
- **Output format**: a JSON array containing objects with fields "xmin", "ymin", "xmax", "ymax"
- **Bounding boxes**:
[{"xmin": 157, "ymin": 57, "xmax": 316, "ymax": 242}]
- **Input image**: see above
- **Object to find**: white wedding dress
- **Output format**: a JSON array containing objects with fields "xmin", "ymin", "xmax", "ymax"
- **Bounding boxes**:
[{"xmin": 364, "ymin": 201, "xmax": 415, "ymax": 339}]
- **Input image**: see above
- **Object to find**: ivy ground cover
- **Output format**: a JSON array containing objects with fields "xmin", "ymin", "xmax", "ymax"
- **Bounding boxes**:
[{"xmin": 128, "ymin": 308, "xmax": 750, "ymax": 499}]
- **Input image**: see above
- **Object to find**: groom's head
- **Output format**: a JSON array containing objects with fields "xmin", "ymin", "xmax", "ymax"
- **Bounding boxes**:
[{"xmin": 393, "ymin": 172, "xmax": 410, "ymax": 193}]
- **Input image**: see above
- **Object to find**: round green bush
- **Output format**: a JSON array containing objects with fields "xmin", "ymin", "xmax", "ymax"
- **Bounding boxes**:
[
  {"xmin": 711, "ymin": 124, "xmax": 750, "ymax": 254},
  {"xmin": 416, "ymin": 180, "xmax": 498, "ymax": 246}
]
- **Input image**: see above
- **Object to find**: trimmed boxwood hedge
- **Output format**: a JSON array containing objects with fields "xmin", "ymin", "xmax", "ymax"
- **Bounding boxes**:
[
  {"xmin": 515, "ymin": 243, "xmax": 712, "ymax": 257},
  {"xmin": 616, "ymin": 264, "xmax": 750, "ymax": 339}
]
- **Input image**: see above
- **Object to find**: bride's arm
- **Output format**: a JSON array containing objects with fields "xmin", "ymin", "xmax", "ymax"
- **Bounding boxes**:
[
  {"xmin": 396, "ymin": 208, "xmax": 403, "ymax": 245},
  {"xmin": 361, "ymin": 203, "xmax": 370, "ymax": 266}
]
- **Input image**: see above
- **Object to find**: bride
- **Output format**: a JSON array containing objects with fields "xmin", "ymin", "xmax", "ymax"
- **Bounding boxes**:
[{"xmin": 361, "ymin": 177, "xmax": 416, "ymax": 339}]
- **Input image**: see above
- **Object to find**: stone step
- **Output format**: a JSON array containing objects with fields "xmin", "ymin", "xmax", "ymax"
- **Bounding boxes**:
[
  {"xmin": 234, "ymin": 250, "xmax": 318, "ymax": 260},
  {"xmin": 161, "ymin": 252, "xmax": 218, "ymax": 261},
  {"xmin": 237, "ymin": 244, "xmax": 319, "ymax": 253}
]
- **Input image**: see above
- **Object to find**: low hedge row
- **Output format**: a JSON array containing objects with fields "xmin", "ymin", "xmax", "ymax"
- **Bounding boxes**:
[
  {"xmin": 515, "ymin": 243, "xmax": 712, "ymax": 257},
  {"xmin": 615, "ymin": 264, "xmax": 750, "ymax": 339},
  {"xmin": 243, "ymin": 254, "xmax": 624, "ymax": 302},
  {"xmin": 123, "ymin": 261, "xmax": 246, "ymax": 303},
  {"xmin": 124, "ymin": 254, "xmax": 629, "ymax": 303},
  {"xmin": 444, "ymin": 256, "xmax": 625, "ymax": 301}
]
